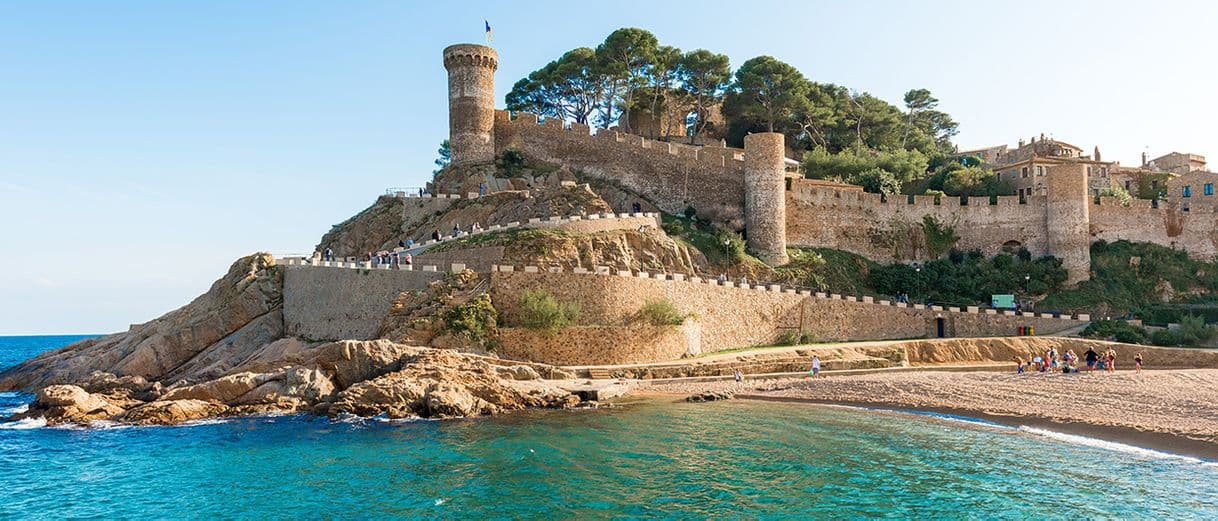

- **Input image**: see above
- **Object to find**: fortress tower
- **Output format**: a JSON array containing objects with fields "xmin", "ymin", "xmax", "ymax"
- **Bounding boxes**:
[
  {"xmin": 744, "ymin": 132, "xmax": 789, "ymax": 266},
  {"xmin": 1044, "ymin": 164, "xmax": 1091, "ymax": 284},
  {"xmin": 443, "ymin": 44, "xmax": 498, "ymax": 166}
]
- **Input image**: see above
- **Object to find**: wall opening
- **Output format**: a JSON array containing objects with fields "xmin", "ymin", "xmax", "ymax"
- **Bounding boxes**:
[{"xmin": 935, "ymin": 318, "xmax": 946, "ymax": 338}]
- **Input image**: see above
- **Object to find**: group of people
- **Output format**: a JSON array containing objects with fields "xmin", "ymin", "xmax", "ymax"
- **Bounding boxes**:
[
  {"xmin": 1014, "ymin": 346, "xmax": 1142, "ymax": 374},
  {"xmin": 362, "ymin": 250, "xmax": 412, "ymax": 268}
]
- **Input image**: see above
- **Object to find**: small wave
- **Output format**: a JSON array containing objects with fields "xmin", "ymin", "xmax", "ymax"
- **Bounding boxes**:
[
  {"xmin": 0, "ymin": 417, "xmax": 47, "ymax": 430},
  {"xmin": 817, "ymin": 403, "xmax": 1013, "ymax": 431},
  {"xmin": 0, "ymin": 391, "xmax": 19, "ymax": 399},
  {"xmin": 174, "ymin": 418, "xmax": 230, "ymax": 427},
  {"xmin": 86, "ymin": 420, "xmax": 134, "ymax": 431},
  {"xmin": 0, "ymin": 404, "xmax": 29, "ymax": 415},
  {"xmin": 1018, "ymin": 426, "xmax": 1212, "ymax": 465}
]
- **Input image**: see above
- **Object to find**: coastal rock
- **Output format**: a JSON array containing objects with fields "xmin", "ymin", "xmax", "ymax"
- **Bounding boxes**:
[
  {"xmin": 548, "ymin": 368, "xmax": 577, "ymax": 380},
  {"xmin": 329, "ymin": 373, "xmax": 428, "ymax": 418},
  {"xmin": 0, "ymin": 254, "xmax": 284, "ymax": 391},
  {"xmin": 327, "ymin": 348, "xmax": 579, "ymax": 419},
  {"xmin": 301, "ymin": 339, "xmax": 421, "ymax": 389},
  {"xmin": 496, "ymin": 365, "xmax": 541, "ymax": 381},
  {"xmin": 425, "ymin": 383, "xmax": 494, "ymax": 417},
  {"xmin": 24, "ymin": 385, "xmax": 125, "ymax": 424},
  {"xmin": 120, "ymin": 399, "xmax": 229, "ymax": 425},
  {"xmin": 686, "ymin": 390, "xmax": 734, "ymax": 402}
]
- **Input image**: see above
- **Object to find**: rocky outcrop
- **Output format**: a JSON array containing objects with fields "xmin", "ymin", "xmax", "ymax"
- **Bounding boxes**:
[
  {"xmin": 7, "ymin": 338, "xmax": 579, "ymax": 426},
  {"xmin": 21, "ymin": 385, "xmax": 127, "ymax": 423},
  {"xmin": 0, "ymin": 254, "xmax": 284, "ymax": 391},
  {"xmin": 326, "ymin": 349, "xmax": 578, "ymax": 419},
  {"xmin": 120, "ymin": 399, "xmax": 230, "ymax": 425}
]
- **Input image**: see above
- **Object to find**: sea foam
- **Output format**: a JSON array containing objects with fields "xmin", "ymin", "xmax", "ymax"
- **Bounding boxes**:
[
  {"xmin": 1019, "ymin": 426, "xmax": 1215, "ymax": 466},
  {"xmin": 0, "ymin": 416, "xmax": 47, "ymax": 430}
]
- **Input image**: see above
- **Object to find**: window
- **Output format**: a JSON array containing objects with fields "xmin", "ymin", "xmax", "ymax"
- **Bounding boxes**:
[
  {"xmin": 1183, "ymin": 185, "xmax": 1192, "ymax": 198},
  {"xmin": 1036, "ymin": 166, "xmax": 1045, "ymax": 176},
  {"xmin": 1021, "ymin": 167, "xmax": 1028, "ymax": 178},
  {"xmin": 1207, "ymin": 183, "xmax": 1214, "ymax": 196},
  {"xmin": 1101, "ymin": 167, "xmax": 1108, "ymax": 177},
  {"xmin": 1087, "ymin": 166, "xmax": 1093, "ymax": 176},
  {"xmin": 1125, "ymin": 181, "xmax": 1132, "ymax": 190}
]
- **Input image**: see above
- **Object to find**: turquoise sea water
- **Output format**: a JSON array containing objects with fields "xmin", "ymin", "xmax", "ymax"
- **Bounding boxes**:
[{"xmin": 2, "ymin": 336, "xmax": 1216, "ymax": 519}]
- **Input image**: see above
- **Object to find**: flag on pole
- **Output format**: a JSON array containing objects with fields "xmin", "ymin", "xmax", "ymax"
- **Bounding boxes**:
[{"xmin": 485, "ymin": 20, "xmax": 492, "ymax": 42}]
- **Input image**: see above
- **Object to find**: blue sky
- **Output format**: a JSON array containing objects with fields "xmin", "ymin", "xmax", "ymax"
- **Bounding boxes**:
[{"xmin": 2, "ymin": 1, "xmax": 1215, "ymax": 334}]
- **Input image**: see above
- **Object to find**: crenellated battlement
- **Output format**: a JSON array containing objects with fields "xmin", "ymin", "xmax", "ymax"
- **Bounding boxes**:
[{"xmin": 442, "ymin": 44, "xmax": 499, "ymax": 71}]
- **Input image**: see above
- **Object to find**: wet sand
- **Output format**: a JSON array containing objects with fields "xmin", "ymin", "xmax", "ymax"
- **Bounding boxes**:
[{"xmin": 645, "ymin": 369, "xmax": 1218, "ymax": 460}]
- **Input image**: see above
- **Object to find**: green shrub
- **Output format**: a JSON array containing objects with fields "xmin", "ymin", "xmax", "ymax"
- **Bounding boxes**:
[
  {"xmin": 1151, "ymin": 329, "xmax": 1184, "ymax": 347},
  {"xmin": 921, "ymin": 215, "xmax": 959, "ymax": 258},
  {"xmin": 439, "ymin": 294, "xmax": 498, "ymax": 345},
  {"xmin": 516, "ymin": 289, "xmax": 581, "ymax": 333},
  {"xmin": 1082, "ymin": 320, "xmax": 1147, "ymax": 344},
  {"xmin": 634, "ymin": 298, "xmax": 687, "ymax": 326},
  {"xmin": 775, "ymin": 331, "xmax": 800, "ymax": 346},
  {"xmin": 715, "ymin": 230, "xmax": 747, "ymax": 265},
  {"xmin": 496, "ymin": 148, "xmax": 526, "ymax": 175},
  {"xmin": 683, "ymin": 205, "xmax": 697, "ymax": 219},
  {"xmin": 1177, "ymin": 314, "xmax": 1215, "ymax": 345}
]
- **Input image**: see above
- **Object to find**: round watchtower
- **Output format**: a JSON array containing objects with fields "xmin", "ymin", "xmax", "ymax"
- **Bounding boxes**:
[
  {"xmin": 1044, "ymin": 163, "xmax": 1091, "ymax": 284},
  {"xmin": 744, "ymin": 132, "xmax": 789, "ymax": 266},
  {"xmin": 443, "ymin": 44, "xmax": 498, "ymax": 166}
]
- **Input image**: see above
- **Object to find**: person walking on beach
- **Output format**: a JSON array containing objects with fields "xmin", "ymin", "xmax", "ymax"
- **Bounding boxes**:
[
  {"xmin": 810, "ymin": 356, "xmax": 821, "ymax": 378},
  {"xmin": 1106, "ymin": 349, "xmax": 1117, "ymax": 372},
  {"xmin": 1014, "ymin": 355, "xmax": 1024, "ymax": 374},
  {"xmin": 1084, "ymin": 347, "xmax": 1098, "ymax": 372},
  {"xmin": 1134, "ymin": 352, "xmax": 1144, "ymax": 374},
  {"xmin": 733, "ymin": 368, "xmax": 743, "ymax": 386}
]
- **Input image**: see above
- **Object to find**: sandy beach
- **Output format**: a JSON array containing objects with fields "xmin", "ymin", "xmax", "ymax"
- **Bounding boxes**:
[{"xmin": 646, "ymin": 368, "xmax": 1218, "ymax": 460}]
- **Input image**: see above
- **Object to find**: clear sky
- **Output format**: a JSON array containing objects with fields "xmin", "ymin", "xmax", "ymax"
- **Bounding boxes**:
[{"xmin": 2, "ymin": 1, "xmax": 1215, "ymax": 335}]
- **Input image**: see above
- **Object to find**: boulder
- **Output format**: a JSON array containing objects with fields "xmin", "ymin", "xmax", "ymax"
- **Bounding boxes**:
[
  {"xmin": 425, "ymin": 382, "xmax": 494, "ymax": 417},
  {"xmin": 22, "ymin": 385, "xmax": 125, "ymax": 424},
  {"xmin": 495, "ymin": 365, "xmax": 541, "ymax": 381},
  {"xmin": 120, "ymin": 399, "xmax": 229, "ymax": 425}
]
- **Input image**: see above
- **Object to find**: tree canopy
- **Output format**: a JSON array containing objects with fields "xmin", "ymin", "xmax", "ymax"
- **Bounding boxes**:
[{"xmin": 506, "ymin": 27, "xmax": 965, "ymax": 194}]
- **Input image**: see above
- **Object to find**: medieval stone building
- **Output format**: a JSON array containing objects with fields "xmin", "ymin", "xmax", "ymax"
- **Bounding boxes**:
[{"xmin": 445, "ymin": 44, "xmax": 1218, "ymax": 284}]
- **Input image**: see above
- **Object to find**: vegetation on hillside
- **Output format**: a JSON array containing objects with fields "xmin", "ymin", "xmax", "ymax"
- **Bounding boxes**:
[
  {"xmin": 1083, "ymin": 316, "xmax": 1215, "ymax": 348},
  {"xmin": 1041, "ymin": 240, "xmax": 1218, "ymax": 324},
  {"xmin": 506, "ymin": 27, "xmax": 1011, "ymax": 201},
  {"xmin": 506, "ymin": 28, "xmax": 955, "ymax": 154}
]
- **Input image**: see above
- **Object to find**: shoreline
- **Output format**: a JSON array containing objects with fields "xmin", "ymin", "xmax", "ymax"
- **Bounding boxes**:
[
  {"xmin": 731, "ymin": 394, "xmax": 1218, "ymax": 462},
  {"xmin": 638, "ymin": 368, "xmax": 1218, "ymax": 462}
]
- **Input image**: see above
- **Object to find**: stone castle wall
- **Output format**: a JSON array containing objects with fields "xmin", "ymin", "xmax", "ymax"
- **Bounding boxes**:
[
  {"xmin": 282, "ymin": 265, "xmax": 445, "ymax": 341},
  {"xmin": 489, "ymin": 270, "xmax": 1085, "ymax": 357},
  {"xmin": 497, "ymin": 323, "xmax": 699, "ymax": 366},
  {"xmin": 1090, "ymin": 198, "xmax": 1218, "ymax": 259},
  {"xmin": 786, "ymin": 179, "xmax": 1051, "ymax": 261},
  {"xmin": 493, "ymin": 110, "xmax": 747, "ymax": 219}
]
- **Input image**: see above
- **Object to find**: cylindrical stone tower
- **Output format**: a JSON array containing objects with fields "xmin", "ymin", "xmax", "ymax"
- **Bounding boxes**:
[
  {"xmin": 744, "ymin": 132, "xmax": 789, "ymax": 266},
  {"xmin": 1044, "ymin": 164, "xmax": 1091, "ymax": 284},
  {"xmin": 443, "ymin": 44, "xmax": 498, "ymax": 166}
]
